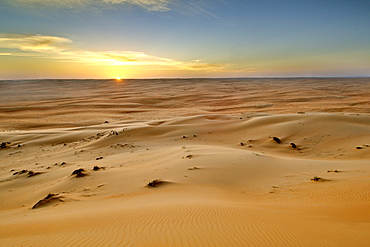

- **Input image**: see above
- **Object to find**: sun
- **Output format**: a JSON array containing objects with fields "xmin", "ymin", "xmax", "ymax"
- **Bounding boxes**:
[{"xmin": 114, "ymin": 76, "xmax": 124, "ymax": 84}]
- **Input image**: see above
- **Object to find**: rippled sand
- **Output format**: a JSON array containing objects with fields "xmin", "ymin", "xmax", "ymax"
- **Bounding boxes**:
[{"xmin": 0, "ymin": 78, "xmax": 369, "ymax": 246}]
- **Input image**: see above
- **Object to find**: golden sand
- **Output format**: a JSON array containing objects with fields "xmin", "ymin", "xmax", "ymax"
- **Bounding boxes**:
[{"xmin": 0, "ymin": 78, "xmax": 369, "ymax": 246}]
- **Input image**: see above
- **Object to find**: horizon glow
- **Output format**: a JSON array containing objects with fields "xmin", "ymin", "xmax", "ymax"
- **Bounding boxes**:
[{"xmin": 0, "ymin": 0, "xmax": 369, "ymax": 79}]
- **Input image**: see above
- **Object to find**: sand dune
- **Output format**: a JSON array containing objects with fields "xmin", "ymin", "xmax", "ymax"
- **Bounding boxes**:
[
  {"xmin": 1, "ymin": 78, "xmax": 369, "ymax": 130},
  {"xmin": 1, "ymin": 110, "xmax": 370, "ymax": 246}
]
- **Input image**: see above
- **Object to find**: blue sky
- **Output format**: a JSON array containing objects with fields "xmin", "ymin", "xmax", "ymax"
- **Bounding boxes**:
[{"xmin": 0, "ymin": 0, "xmax": 369, "ymax": 79}]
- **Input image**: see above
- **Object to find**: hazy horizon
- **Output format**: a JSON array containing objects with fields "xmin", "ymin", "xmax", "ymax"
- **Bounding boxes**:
[{"xmin": 1, "ymin": 76, "xmax": 370, "ymax": 82}]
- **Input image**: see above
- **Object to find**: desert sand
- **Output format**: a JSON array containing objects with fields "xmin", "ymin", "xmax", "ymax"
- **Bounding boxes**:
[{"xmin": 0, "ymin": 78, "xmax": 369, "ymax": 246}]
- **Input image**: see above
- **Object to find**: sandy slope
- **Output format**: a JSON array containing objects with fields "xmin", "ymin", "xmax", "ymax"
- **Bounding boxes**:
[{"xmin": 0, "ymin": 113, "xmax": 369, "ymax": 246}]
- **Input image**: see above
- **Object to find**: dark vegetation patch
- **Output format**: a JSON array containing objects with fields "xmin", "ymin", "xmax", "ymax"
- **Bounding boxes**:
[
  {"xmin": 12, "ymin": 170, "xmax": 43, "ymax": 177},
  {"xmin": 32, "ymin": 193, "xmax": 63, "ymax": 209},
  {"xmin": 13, "ymin": 169, "xmax": 28, "ymax": 175},
  {"xmin": 108, "ymin": 130, "xmax": 119, "ymax": 136},
  {"xmin": 356, "ymin": 144, "xmax": 370, "ymax": 150},
  {"xmin": 92, "ymin": 166, "xmax": 104, "ymax": 171},
  {"xmin": 27, "ymin": 171, "xmax": 43, "ymax": 177},
  {"xmin": 55, "ymin": 162, "xmax": 67, "ymax": 166},
  {"xmin": 146, "ymin": 179, "xmax": 163, "ymax": 188},
  {"xmin": 71, "ymin": 168, "xmax": 87, "ymax": 177},
  {"xmin": 183, "ymin": 154, "xmax": 193, "ymax": 159},
  {"xmin": 1, "ymin": 142, "xmax": 11, "ymax": 148},
  {"xmin": 327, "ymin": 169, "xmax": 339, "ymax": 173},
  {"xmin": 311, "ymin": 176, "xmax": 322, "ymax": 182},
  {"xmin": 273, "ymin": 137, "xmax": 281, "ymax": 144}
]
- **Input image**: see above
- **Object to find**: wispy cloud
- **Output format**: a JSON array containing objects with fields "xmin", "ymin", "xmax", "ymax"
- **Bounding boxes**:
[
  {"xmin": 0, "ymin": 33, "xmax": 71, "ymax": 52},
  {"xmin": 188, "ymin": 63, "xmax": 226, "ymax": 70},
  {"xmin": 72, "ymin": 51, "xmax": 228, "ymax": 71},
  {"xmin": 0, "ymin": 33, "xmax": 236, "ymax": 72},
  {"xmin": 185, "ymin": 3, "xmax": 234, "ymax": 25},
  {"xmin": 5, "ymin": 0, "xmax": 233, "ymax": 23},
  {"xmin": 4, "ymin": 0, "xmax": 171, "ymax": 12}
]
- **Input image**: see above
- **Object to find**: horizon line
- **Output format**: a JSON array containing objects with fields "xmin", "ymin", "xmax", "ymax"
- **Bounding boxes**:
[{"xmin": 1, "ymin": 76, "xmax": 370, "ymax": 81}]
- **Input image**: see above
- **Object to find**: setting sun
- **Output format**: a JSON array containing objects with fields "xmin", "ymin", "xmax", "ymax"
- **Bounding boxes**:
[{"xmin": 116, "ymin": 77, "xmax": 121, "ymax": 80}]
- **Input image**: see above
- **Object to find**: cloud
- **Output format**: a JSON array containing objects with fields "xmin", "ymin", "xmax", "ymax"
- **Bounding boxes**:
[
  {"xmin": 102, "ymin": 53, "xmax": 140, "ymax": 63},
  {"xmin": 0, "ymin": 33, "xmax": 232, "ymax": 72},
  {"xmin": 184, "ymin": 3, "xmax": 234, "ymax": 25},
  {"xmin": 85, "ymin": 51, "xmax": 228, "ymax": 71},
  {"xmin": 230, "ymin": 68, "xmax": 259, "ymax": 73},
  {"xmin": 0, "ymin": 33, "xmax": 261, "ymax": 77},
  {"xmin": 5, "ymin": 0, "xmax": 171, "ymax": 12},
  {"xmin": 110, "ymin": 0, "xmax": 170, "ymax": 12},
  {"xmin": 188, "ymin": 63, "xmax": 226, "ymax": 69},
  {"xmin": 99, "ymin": 51, "xmax": 174, "ymax": 65},
  {"xmin": 0, "ymin": 33, "xmax": 71, "ymax": 53}
]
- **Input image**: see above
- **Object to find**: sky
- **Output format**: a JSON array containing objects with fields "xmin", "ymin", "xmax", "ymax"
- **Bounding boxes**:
[{"xmin": 0, "ymin": 0, "xmax": 369, "ymax": 79}]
